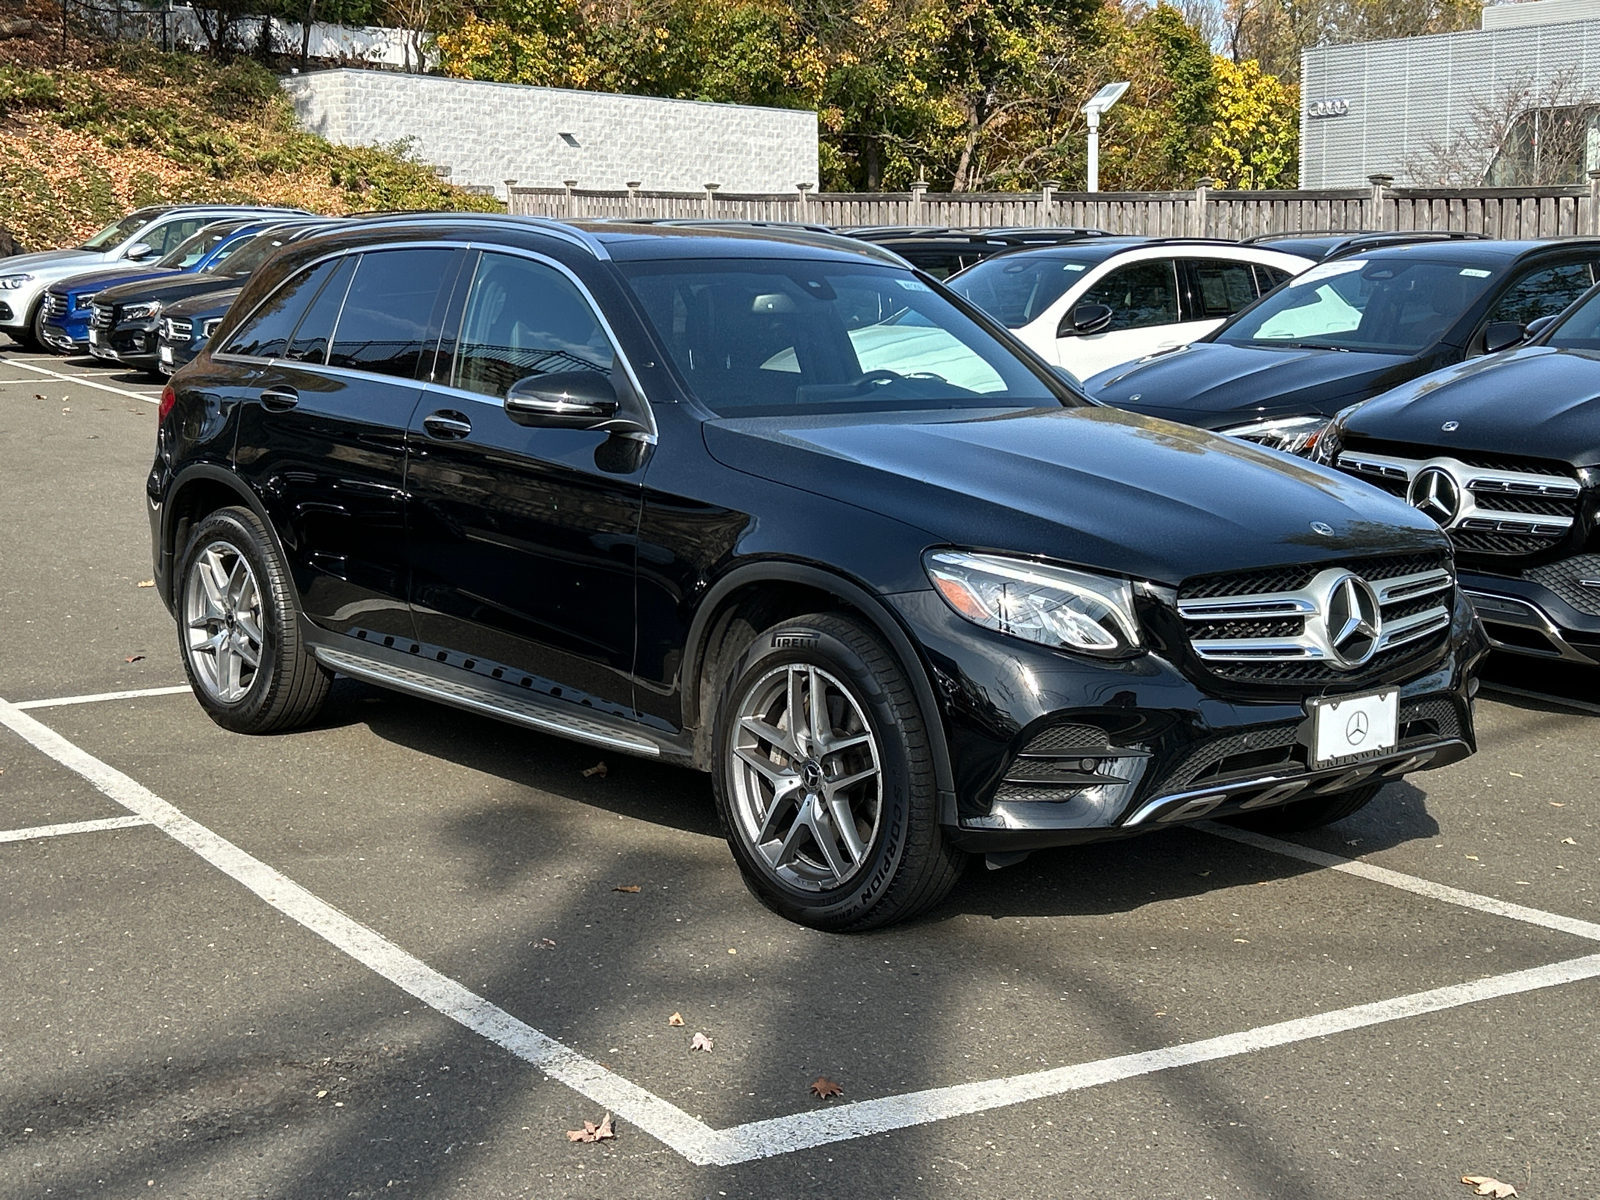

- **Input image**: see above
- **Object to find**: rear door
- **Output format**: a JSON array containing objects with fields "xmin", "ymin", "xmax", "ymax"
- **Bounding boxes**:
[
  {"xmin": 1179, "ymin": 257, "xmax": 1274, "ymax": 341},
  {"xmin": 404, "ymin": 249, "xmax": 647, "ymax": 716},
  {"xmin": 227, "ymin": 245, "xmax": 464, "ymax": 639}
]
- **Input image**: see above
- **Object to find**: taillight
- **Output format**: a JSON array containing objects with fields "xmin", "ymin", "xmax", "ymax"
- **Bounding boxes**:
[{"xmin": 158, "ymin": 384, "xmax": 176, "ymax": 423}]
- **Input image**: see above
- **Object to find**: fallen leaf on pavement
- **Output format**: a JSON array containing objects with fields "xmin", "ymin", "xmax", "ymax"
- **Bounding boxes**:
[
  {"xmin": 810, "ymin": 1077, "xmax": 843, "ymax": 1099},
  {"xmin": 1551, "ymin": 802, "xmax": 1566, "ymax": 807},
  {"xmin": 668, "ymin": 1012, "xmax": 684, "ymax": 1026},
  {"xmin": 613, "ymin": 884, "xmax": 641, "ymax": 893},
  {"xmin": 539, "ymin": 938, "xmax": 556, "ymax": 949},
  {"xmin": 1561, "ymin": 837, "xmax": 1577, "ymax": 845},
  {"xmin": 34, "ymin": 393, "xmax": 45, "ymax": 400},
  {"xmin": 690, "ymin": 1033, "xmax": 713, "ymax": 1052},
  {"xmin": 136, "ymin": 580, "xmax": 155, "ymax": 588},
  {"xmin": 316, "ymin": 1089, "xmax": 328, "ymax": 1098},
  {"xmin": 1461, "ymin": 1175, "xmax": 1517, "ymax": 1198},
  {"xmin": 124, "ymin": 655, "xmax": 144, "ymax": 663},
  {"xmin": 566, "ymin": 1113, "xmax": 615, "ymax": 1143},
  {"xmin": 582, "ymin": 761, "xmax": 608, "ymax": 778}
]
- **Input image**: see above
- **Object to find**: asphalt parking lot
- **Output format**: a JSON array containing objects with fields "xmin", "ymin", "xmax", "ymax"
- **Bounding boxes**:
[{"xmin": 2, "ymin": 346, "xmax": 1597, "ymax": 1200}]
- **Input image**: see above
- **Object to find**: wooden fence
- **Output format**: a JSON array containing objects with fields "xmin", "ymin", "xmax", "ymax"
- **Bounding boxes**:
[{"xmin": 510, "ymin": 173, "xmax": 1600, "ymax": 239}]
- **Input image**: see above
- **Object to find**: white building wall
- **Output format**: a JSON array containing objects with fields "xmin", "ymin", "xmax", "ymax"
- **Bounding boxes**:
[
  {"xmin": 1300, "ymin": 18, "xmax": 1600, "ymax": 186},
  {"xmin": 282, "ymin": 70, "xmax": 819, "ymax": 199}
]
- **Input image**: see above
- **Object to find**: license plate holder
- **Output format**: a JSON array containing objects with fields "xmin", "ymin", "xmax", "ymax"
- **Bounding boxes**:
[
  {"xmin": 159, "ymin": 345, "xmax": 172, "ymax": 363},
  {"xmin": 1308, "ymin": 689, "xmax": 1398, "ymax": 768}
]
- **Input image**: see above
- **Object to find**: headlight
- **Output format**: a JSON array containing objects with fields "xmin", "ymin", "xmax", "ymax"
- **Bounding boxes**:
[
  {"xmin": 1309, "ymin": 402, "xmax": 1364, "ymax": 466},
  {"xmin": 201, "ymin": 317, "xmax": 223, "ymax": 338},
  {"xmin": 0, "ymin": 274, "xmax": 33, "ymax": 289},
  {"xmin": 1223, "ymin": 414, "xmax": 1329, "ymax": 457},
  {"xmin": 924, "ymin": 550, "xmax": 1143, "ymax": 658},
  {"xmin": 75, "ymin": 293, "xmax": 97, "ymax": 310},
  {"xmin": 123, "ymin": 301, "xmax": 162, "ymax": 320}
]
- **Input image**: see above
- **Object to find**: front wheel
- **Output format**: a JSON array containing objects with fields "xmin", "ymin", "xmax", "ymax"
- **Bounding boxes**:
[
  {"xmin": 1223, "ymin": 782, "xmax": 1382, "ymax": 834},
  {"xmin": 175, "ymin": 506, "xmax": 331, "ymax": 734},
  {"xmin": 711, "ymin": 612, "xmax": 965, "ymax": 931}
]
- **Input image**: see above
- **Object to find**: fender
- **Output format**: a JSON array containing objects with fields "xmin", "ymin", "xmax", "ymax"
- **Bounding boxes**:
[
  {"xmin": 161, "ymin": 462, "xmax": 303, "ymax": 618},
  {"xmin": 682, "ymin": 558, "xmax": 959, "ymax": 823}
]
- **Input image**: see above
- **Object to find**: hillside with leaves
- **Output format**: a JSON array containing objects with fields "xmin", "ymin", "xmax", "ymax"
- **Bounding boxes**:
[{"xmin": 0, "ymin": 1, "xmax": 497, "ymax": 251}]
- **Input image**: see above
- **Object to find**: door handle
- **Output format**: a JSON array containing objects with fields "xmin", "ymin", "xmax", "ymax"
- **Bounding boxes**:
[
  {"xmin": 423, "ymin": 410, "xmax": 472, "ymax": 439},
  {"xmin": 259, "ymin": 386, "xmax": 299, "ymax": 411}
]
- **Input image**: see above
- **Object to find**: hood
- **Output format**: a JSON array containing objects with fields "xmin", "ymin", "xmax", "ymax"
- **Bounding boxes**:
[
  {"xmin": 97, "ymin": 270, "xmax": 240, "ymax": 308},
  {"xmin": 54, "ymin": 265, "xmax": 177, "ymax": 297},
  {"xmin": 1084, "ymin": 342, "xmax": 1424, "ymax": 430},
  {"xmin": 0, "ymin": 248, "xmax": 108, "ymax": 276},
  {"xmin": 702, "ymin": 405, "xmax": 1446, "ymax": 586},
  {"xmin": 163, "ymin": 287, "xmax": 241, "ymax": 319},
  {"xmin": 1345, "ymin": 346, "xmax": 1600, "ymax": 468}
]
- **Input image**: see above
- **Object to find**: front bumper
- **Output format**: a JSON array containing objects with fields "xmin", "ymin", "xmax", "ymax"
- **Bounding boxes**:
[
  {"xmin": 1459, "ymin": 566, "xmax": 1600, "ymax": 665},
  {"xmin": 887, "ymin": 588, "xmax": 1485, "ymax": 852},
  {"xmin": 91, "ymin": 321, "xmax": 163, "ymax": 369}
]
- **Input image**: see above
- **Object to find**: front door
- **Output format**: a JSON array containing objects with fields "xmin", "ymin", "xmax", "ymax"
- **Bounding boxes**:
[{"xmin": 404, "ymin": 250, "xmax": 647, "ymax": 716}]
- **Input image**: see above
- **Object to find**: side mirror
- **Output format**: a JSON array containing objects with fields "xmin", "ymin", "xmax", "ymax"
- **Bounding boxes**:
[
  {"xmin": 124, "ymin": 242, "xmax": 155, "ymax": 261},
  {"xmin": 504, "ymin": 370, "xmax": 620, "ymax": 427},
  {"xmin": 1525, "ymin": 313, "xmax": 1559, "ymax": 340},
  {"xmin": 1483, "ymin": 320, "xmax": 1526, "ymax": 354},
  {"xmin": 1059, "ymin": 302, "xmax": 1114, "ymax": 338}
]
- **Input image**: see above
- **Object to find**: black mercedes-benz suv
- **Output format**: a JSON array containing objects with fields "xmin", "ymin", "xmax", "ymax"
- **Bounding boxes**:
[
  {"xmin": 148, "ymin": 215, "xmax": 1485, "ymax": 930},
  {"xmin": 1317, "ymin": 280, "xmax": 1600, "ymax": 665}
]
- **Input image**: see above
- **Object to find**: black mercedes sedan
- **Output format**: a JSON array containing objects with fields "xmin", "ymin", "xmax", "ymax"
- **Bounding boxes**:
[
  {"xmin": 1315, "ymin": 281, "xmax": 1600, "ymax": 666},
  {"xmin": 1084, "ymin": 239, "xmax": 1600, "ymax": 454},
  {"xmin": 148, "ymin": 215, "xmax": 1484, "ymax": 930}
]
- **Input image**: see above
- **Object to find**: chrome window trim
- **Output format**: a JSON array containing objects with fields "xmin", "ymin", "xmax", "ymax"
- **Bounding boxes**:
[{"xmin": 215, "ymin": 237, "xmax": 656, "ymax": 442}]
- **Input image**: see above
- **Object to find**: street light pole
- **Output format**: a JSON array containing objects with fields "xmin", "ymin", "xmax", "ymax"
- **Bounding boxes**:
[{"xmin": 1080, "ymin": 82, "xmax": 1130, "ymax": 194}]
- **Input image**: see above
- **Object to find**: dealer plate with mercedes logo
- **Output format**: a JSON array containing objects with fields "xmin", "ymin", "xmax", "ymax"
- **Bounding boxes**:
[{"xmin": 1308, "ymin": 689, "xmax": 1398, "ymax": 767}]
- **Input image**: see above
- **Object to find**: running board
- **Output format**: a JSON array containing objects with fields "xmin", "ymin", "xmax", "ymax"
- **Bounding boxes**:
[{"xmin": 312, "ymin": 644, "xmax": 662, "ymax": 757}]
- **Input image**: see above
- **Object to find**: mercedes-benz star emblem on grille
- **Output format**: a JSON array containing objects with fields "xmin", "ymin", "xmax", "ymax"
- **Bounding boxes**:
[
  {"xmin": 1311, "ymin": 521, "xmax": 1335, "ymax": 536},
  {"xmin": 1345, "ymin": 710, "xmax": 1370, "ymax": 745},
  {"xmin": 1407, "ymin": 465, "xmax": 1462, "ymax": 526},
  {"xmin": 1441, "ymin": 420, "xmax": 1460, "ymax": 432},
  {"xmin": 1322, "ymin": 572, "xmax": 1382, "ymax": 668}
]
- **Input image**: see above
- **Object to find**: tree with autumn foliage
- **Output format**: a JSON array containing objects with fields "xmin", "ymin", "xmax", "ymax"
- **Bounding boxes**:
[{"xmin": 1206, "ymin": 56, "xmax": 1298, "ymax": 187}]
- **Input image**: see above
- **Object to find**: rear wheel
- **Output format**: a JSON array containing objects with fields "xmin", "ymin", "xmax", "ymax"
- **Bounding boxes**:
[
  {"xmin": 711, "ymin": 612, "xmax": 965, "ymax": 931},
  {"xmin": 175, "ymin": 506, "xmax": 331, "ymax": 734},
  {"xmin": 1223, "ymin": 782, "xmax": 1382, "ymax": 834}
]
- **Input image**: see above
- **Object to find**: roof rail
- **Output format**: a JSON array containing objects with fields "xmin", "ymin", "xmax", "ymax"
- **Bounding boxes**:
[{"xmin": 333, "ymin": 210, "xmax": 614, "ymax": 259}]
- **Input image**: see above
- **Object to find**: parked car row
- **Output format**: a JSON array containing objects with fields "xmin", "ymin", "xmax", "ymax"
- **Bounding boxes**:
[{"xmin": 4, "ymin": 205, "xmax": 1593, "ymax": 930}]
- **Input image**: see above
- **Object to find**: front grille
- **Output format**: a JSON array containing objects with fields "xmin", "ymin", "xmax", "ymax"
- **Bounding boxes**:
[
  {"xmin": 42, "ymin": 292, "xmax": 68, "ymax": 319},
  {"xmin": 162, "ymin": 317, "xmax": 193, "ymax": 342},
  {"xmin": 1523, "ymin": 554, "xmax": 1600, "ymax": 617},
  {"xmin": 90, "ymin": 302, "xmax": 115, "ymax": 329},
  {"xmin": 1335, "ymin": 442, "xmax": 1581, "ymax": 560},
  {"xmin": 1177, "ymin": 553, "xmax": 1453, "ymax": 685}
]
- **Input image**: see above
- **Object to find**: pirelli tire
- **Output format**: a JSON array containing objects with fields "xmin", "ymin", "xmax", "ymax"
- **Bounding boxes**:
[{"xmin": 711, "ymin": 612, "xmax": 966, "ymax": 931}]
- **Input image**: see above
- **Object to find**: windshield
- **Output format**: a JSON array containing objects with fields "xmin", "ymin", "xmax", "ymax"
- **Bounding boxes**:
[
  {"xmin": 219, "ymin": 226, "xmax": 319, "ymax": 276},
  {"xmin": 618, "ymin": 259, "xmax": 1074, "ymax": 417},
  {"xmin": 1214, "ymin": 257, "xmax": 1496, "ymax": 354},
  {"xmin": 80, "ymin": 211, "xmax": 156, "ymax": 251},
  {"xmin": 157, "ymin": 225, "xmax": 237, "ymax": 270},
  {"xmin": 946, "ymin": 253, "xmax": 1100, "ymax": 328},
  {"xmin": 1544, "ymin": 286, "xmax": 1600, "ymax": 351}
]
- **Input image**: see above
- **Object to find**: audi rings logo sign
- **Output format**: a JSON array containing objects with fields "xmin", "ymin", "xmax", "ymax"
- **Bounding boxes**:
[
  {"xmin": 1320, "ymin": 571, "xmax": 1383, "ymax": 669},
  {"xmin": 1408, "ymin": 465, "xmax": 1463, "ymax": 526},
  {"xmin": 1308, "ymin": 98, "xmax": 1350, "ymax": 118}
]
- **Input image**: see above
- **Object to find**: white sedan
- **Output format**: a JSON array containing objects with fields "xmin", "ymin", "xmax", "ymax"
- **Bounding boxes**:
[{"xmin": 948, "ymin": 239, "xmax": 1315, "ymax": 380}]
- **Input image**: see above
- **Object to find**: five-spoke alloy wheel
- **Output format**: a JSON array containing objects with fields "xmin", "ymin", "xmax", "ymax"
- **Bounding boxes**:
[{"xmin": 713, "ymin": 613, "xmax": 965, "ymax": 930}]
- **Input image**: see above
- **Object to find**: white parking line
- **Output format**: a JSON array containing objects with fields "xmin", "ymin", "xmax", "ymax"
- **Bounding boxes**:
[
  {"xmin": 0, "ymin": 356, "xmax": 159, "ymax": 402},
  {"xmin": 14, "ymin": 685, "xmax": 193, "ymax": 710},
  {"xmin": 1202, "ymin": 822, "xmax": 1600, "ymax": 942},
  {"xmin": 3, "ymin": 692, "xmax": 1598, "ymax": 1167},
  {"xmin": 0, "ymin": 814, "xmax": 151, "ymax": 843}
]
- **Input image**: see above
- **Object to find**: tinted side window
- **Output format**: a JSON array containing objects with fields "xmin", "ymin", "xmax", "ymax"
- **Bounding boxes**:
[
  {"xmin": 1488, "ymin": 261, "xmax": 1596, "ymax": 326},
  {"xmin": 1079, "ymin": 260, "xmax": 1180, "ymax": 331},
  {"xmin": 1254, "ymin": 265, "xmax": 1292, "ymax": 293},
  {"xmin": 452, "ymin": 252, "xmax": 615, "ymax": 399},
  {"xmin": 219, "ymin": 259, "xmax": 340, "ymax": 359},
  {"xmin": 284, "ymin": 256, "xmax": 357, "ymax": 365},
  {"xmin": 1185, "ymin": 259, "xmax": 1258, "ymax": 319},
  {"xmin": 327, "ymin": 249, "xmax": 457, "ymax": 379},
  {"xmin": 143, "ymin": 218, "xmax": 209, "ymax": 256}
]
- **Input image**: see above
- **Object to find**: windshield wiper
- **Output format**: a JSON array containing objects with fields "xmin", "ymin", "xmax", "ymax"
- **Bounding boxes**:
[{"xmin": 1259, "ymin": 340, "xmax": 1351, "ymax": 352}]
